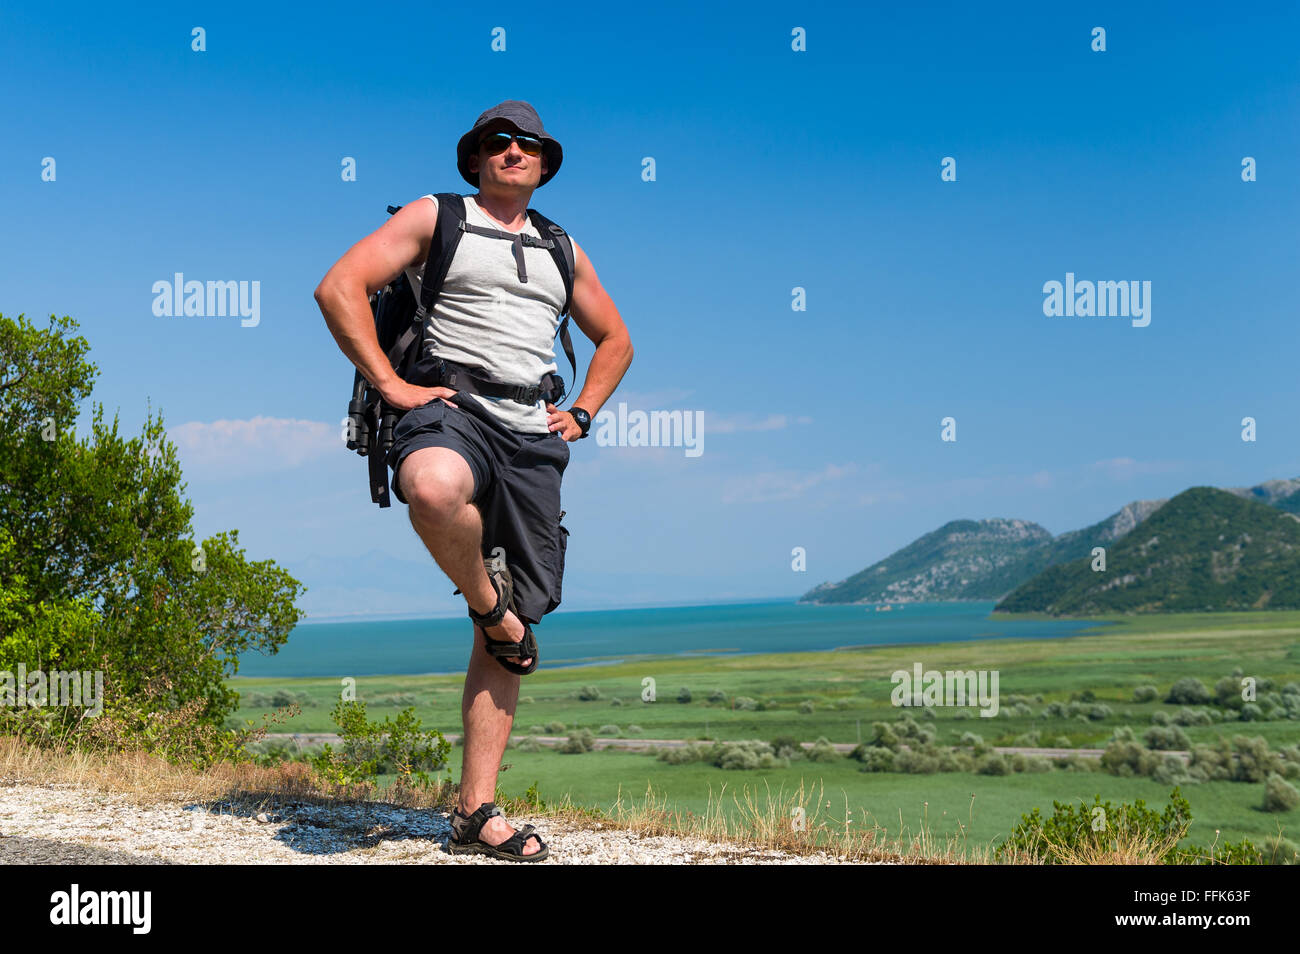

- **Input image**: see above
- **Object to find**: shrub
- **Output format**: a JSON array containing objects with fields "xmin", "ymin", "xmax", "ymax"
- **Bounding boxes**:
[
  {"xmin": 1263, "ymin": 836, "xmax": 1300, "ymax": 864},
  {"xmin": 1012, "ymin": 730, "xmax": 1041, "ymax": 747},
  {"xmin": 1054, "ymin": 735, "xmax": 1073, "ymax": 748},
  {"xmin": 610, "ymin": 697, "xmax": 623, "ymax": 707},
  {"xmin": 806, "ymin": 736, "xmax": 839, "ymax": 763},
  {"xmin": 557, "ymin": 728, "xmax": 596, "ymax": 754},
  {"xmin": 1150, "ymin": 710, "xmax": 1171, "ymax": 726},
  {"xmin": 1132, "ymin": 685, "xmax": 1159, "ymax": 703},
  {"xmin": 627, "ymin": 724, "xmax": 643, "ymax": 734},
  {"xmin": 1143, "ymin": 725, "xmax": 1191, "ymax": 751},
  {"xmin": 856, "ymin": 747, "xmax": 895, "ymax": 773},
  {"xmin": 1263, "ymin": 773, "xmax": 1300, "ymax": 813},
  {"xmin": 1173, "ymin": 707, "xmax": 1212, "ymax": 727},
  {"xmin": 309, "ymin": 700, "xmax": 449, "ymax": 789},
  {"xmin": 895, "ymin": 746, "xmax": 941, "ymax": 774},
  {"xmin": 769, "ymin": 734, "xmax": 803, "ymax": 760},
  {"xmin": 1166, "ymin": 678, "xmax": 1211, "ymax": 706},
  {"xmin": 1188, "ymin": 735, "xmax": 1286, "ymax": 783},
  {"xmin": 1239, "ymin": 703, "xmax": 1264, "ymax": 722},
  {"xmin": 708, "ymin": 689, "xmax": 726, "ymax": 703},
  {"xmin": 799, "ymin": 700, "xmax": 815, "ymax": 715},
  {"xmin": 870, "ymin": 722, "xmax": 900, "ymax": 750},
  {"xmin": 1086, "ymin": 704, "xmax": 1113, "ymax": 721},
  {"xmin": 576, "ymin": 685, "xmax": 602, "ymax": 701},
  {"xmin": 544, "ymin": 721, "xmax": 566, "ymax": 734},
  {"xmin": 1215, "ymin": 676, "xmax": 1245, "ymax": 710},
  {"xmin": 676, "ymin": 687, "xmax": 691, "ymax": 704},
  {"xmin": 515, "ymin": 735, "xmax": 542, "ymax": 753},
  {"xmin": 733, "ymin": 696, "xmax": 758, "ymax": 711},
  {"xmin": 998, "ymin": 789, "xmax": 1192, "ymax": 863},
  {"xmin": 977, "ymin": 753, "xmax": 1010, "ymax": 776},
  {"xmin": 597, "ymin": 724, "xmax": 620, "ymax": 737},
  {"xmin": 1100, "ymin": 727, "xmax": 1162, "ymax": 778}
]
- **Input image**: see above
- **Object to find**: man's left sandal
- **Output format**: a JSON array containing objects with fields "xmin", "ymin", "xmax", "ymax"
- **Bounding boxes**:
[{"xmin": 447, "ymin": 801, "xmax": 550, "ymax": 862}]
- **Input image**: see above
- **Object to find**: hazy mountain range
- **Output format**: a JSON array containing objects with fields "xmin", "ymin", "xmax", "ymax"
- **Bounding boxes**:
[{"xmin": 799, "ymin": 476, "xmax": 1300, "ymax": 614}]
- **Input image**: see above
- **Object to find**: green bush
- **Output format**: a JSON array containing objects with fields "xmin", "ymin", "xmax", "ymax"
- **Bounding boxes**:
[
  {"xmin": 1166, "ymin": 678, "xmax": 1212, "ymax": 705},
  {"xmin": 597, "ymin": 723, "xmax": 620, "ymax": 737},
  {"xmin": 806, "ymin": 736, "xmax": 839, "ymax": 763},
  {"xmin": 1143, "ymin": 725, "xmax": 1191, "ymax": 751},
  {"xmin": 855, "ymin": 746, "xmax": 896, "ymax": 773},
  {"xmin": 799, "ymin": 700, "xmax": 815, "ymax": 715},
  {"xmin": 544, "ymin": 721, "xmax": 566, "ymax": 734},
  {"xmin": 576, "ymin": 685, "xmax": 602, "ymax": 701},
  {"xmin": 998, "ymin": 789, "xmax": 1192, "ymax": 863},
  {"xmin": 977, "ymin": 753, "xmax": 1010, "ymax": 776},
  {"xmin": 557, "ymin": 728, "xmax": 595, "ymax": 754},
  {"xmin": 733, "ymin": 696, "xmax": 758, "ymax": 711},
  {"xmin": 676, "ymin": 687, "xmax": 692, "ymax": 704},
  {"xmin": 627, "ymin": 724, "xmax": 643, "ymax": 734},
  {"xmin": 1263, "ymin": 773, "xmax": 1300, "ymax": 812},
  {"xmin": 1263, "ymin": 835, "xmax": 1299, "ymax": 864},
  {"xmin": 1132, "ymin": 685, "xmax": 1159, "ymax": 703},
  {"xmin": 309, "ymin": 700, "xmax": 449, "ymax": 789},
  {"xmin": 708, "ymin": 689, "xmax": 726, "ymax": 703}
]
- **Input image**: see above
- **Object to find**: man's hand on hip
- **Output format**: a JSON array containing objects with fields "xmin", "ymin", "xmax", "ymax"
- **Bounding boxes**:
[
  {"xmin": 381, "ymin": 380, "xmax": 459, "ymax": 410},
  {"xmin": 545, "ymin": 403, "xmax": 583, "ymax": 441}
]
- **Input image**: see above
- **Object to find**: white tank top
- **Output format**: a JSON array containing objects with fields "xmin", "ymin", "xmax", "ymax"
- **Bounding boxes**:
[{"xmin": 403, "ymin": 194, "xmax": 569, "ymax": 434}]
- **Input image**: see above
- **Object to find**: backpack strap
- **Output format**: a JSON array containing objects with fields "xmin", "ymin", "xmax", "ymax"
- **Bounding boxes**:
[{"xmin": 526, "ymin": 207, "xmax": 578, "ymax": 391}]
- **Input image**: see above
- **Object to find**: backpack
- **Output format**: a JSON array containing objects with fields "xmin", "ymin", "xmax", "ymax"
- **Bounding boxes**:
[{"xmin": 345, "ymin": 193, "xmax": 577, "ymax": 508}]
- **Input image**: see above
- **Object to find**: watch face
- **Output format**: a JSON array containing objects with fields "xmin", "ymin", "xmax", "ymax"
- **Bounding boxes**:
[{"xmin": 573, "ymin": 409, "xmax": 590, "ymax": 426}]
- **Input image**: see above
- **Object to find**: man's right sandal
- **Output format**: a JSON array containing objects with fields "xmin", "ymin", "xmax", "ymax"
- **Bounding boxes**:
[
  {"xmin": 458, "ymin": 562, "xmax": 540, "ymax": 676},
  {"xmin": 447, "ymin": 801, "xmax": 550, "ymax": 862}
]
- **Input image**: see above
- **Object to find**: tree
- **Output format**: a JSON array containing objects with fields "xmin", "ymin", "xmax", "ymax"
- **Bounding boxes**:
[{"xmin": 0, "ymin": 313, "xmax": 304, "ymax": 736}]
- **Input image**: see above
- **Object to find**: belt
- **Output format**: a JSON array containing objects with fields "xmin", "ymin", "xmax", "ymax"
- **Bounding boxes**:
[{"xmin": 431, "ymin": 358, "xmax": 565, "ymax": 406}]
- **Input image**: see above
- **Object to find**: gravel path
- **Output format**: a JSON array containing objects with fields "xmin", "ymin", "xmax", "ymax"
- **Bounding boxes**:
[{"xmin": 0, "ymin": 781, "xmax": 865, "ymax": 865}]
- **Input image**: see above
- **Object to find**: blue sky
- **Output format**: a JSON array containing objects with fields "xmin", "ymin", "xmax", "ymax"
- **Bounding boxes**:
[{"xmin": 3, "ymin": 1, "xmax": 1298, "ymax": 619}]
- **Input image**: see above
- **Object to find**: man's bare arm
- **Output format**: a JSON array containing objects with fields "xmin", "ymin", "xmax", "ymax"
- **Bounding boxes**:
[
  {"xmin": 546, "ymin": 237, "xmax": 633, "ymax": 438},
  {"xmin": 313, "ymin": 198, "xmax": 456, "ymax": 410}
]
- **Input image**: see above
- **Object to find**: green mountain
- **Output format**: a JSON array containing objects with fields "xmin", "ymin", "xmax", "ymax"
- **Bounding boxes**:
[
  {"xmin": 800, "ymin": 475, "xmax": 1300, "ymax": 606},
  {"xmin": 800, "ymin": 499, "xmax": 1168, "ymax": 605},
  {"xmin": 994, "ymin": 487, "xmax": 1300, "ymax": 615}
]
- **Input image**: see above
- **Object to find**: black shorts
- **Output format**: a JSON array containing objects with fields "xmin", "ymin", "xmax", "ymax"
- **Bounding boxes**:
[{"xmin": 386, "ymin": 392, "xmax": 570, "ymax": 625}]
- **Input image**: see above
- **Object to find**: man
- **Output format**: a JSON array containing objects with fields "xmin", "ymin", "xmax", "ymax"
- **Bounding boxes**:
[{"xmin": 314, "ymin": 100, "xmax": 633, "ymax": 861}]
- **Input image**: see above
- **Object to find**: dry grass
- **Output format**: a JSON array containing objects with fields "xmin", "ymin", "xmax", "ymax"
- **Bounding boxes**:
[{"xmin": 0, "ymin": 734, "xmax": 995, "ymax": 863}]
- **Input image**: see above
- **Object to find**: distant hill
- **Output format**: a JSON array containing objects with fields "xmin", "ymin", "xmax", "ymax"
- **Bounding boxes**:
[
  {"xmin": 800, "ymin": 499, "xmax": 1167, "ymax": 605},
  {"xmin": 799, "ymin": 518, "xmax": 1051, "ymax": 604},
  {"xmin": 800, "ymin": 475, "xmax": 1298, "ymax": 606},
  {"xmin": 993, "ymin": 487, "xmax": 1300, "ymax": 615}
]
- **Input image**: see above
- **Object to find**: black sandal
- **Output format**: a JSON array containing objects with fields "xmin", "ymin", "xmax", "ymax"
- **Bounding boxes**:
[
  {"xmin": 458, "ymin": 562, "xmax": 540, "ymax": 676},
  {"xmin": 447, "ymin": 801, "xmax": 550, "ymax": 862}
]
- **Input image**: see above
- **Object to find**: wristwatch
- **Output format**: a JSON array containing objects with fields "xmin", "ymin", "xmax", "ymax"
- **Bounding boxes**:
[{"xmin": 570, "ymin": 406, "xmax": 592, "ymax": 439}]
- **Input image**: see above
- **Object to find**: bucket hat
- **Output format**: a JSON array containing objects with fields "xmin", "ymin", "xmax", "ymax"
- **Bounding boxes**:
[{"xmin": 456, "ymin": 100, "xmax": 562, "ymax": 188}]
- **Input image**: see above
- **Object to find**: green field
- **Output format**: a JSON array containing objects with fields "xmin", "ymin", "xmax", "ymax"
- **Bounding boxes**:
[{"xmin": 229, "ymin": 609, "xmax": 1300, "ymax": 856}]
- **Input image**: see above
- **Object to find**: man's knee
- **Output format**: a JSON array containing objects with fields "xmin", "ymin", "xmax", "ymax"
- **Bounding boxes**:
[{"xmin": 399, "ymin": 448, "xmax": 475, "ymax": 523}]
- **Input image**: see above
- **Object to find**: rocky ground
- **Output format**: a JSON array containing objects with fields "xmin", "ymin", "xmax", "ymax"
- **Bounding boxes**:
[{"xmin": 0, "ymin": 780, "xmax": 866, "ymax": 865}]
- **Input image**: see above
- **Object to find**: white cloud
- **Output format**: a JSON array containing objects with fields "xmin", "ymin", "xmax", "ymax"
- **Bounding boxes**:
[
  {"xmin": 170, "ymin": 416, "xmax": 340, "ymax": 479},
  {"xmin": 1089, "ymin": 457, "xmax": 1182, "ymax": 481},
  {"xmin": 722, "ymin": 463, "xmax": 857, "ymax": 504}
]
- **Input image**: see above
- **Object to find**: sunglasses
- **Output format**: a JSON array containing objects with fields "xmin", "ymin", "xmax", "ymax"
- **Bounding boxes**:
[{"xmin": 479, "ymin": 130, "xmax": 544, "ymax": 157}]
